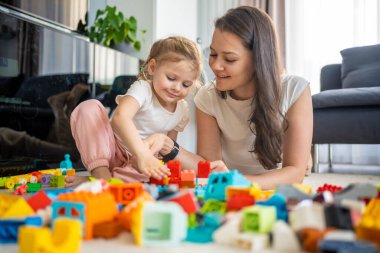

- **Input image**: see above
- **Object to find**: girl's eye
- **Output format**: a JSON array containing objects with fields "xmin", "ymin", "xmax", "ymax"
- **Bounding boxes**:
[
  {"xmin": 182, "ymin": 83, "xmax": 192, "ymax": 88},
  {"xmin": 167, "ymin": 76, "xmax": 175, "ymax": 81}
]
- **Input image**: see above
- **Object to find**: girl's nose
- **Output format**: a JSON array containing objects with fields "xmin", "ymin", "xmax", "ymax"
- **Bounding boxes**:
[{"xmin": 171, "ymin": 82, "xmax": 181, "ymax": 92}]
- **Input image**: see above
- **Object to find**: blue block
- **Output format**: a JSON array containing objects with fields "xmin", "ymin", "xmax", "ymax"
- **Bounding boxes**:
[
  {"xmin": 318, "ymin": 240, "xmax": 379, "ymax": 253},
  {"xmin": 0, "ymin": 216, "xmax": 42, "ymax": 244}
]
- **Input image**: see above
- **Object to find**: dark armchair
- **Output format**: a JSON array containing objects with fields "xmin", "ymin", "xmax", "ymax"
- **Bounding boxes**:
[{"xmin": 312, "ymin": 44, "xmax": 380, "ymax": 172}]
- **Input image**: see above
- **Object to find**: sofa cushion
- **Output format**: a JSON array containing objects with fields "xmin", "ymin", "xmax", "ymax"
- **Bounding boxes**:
[
  {"xmin": 14, "ymin": 73, "xmax": 89, "ymax": 108},
  {"xmin": 312, "ymin": 87, "xmax": 380, "ymax": 109},
  {"xmin": 341, "ymin": 44, "xmax": 380, "ymax": 89}
]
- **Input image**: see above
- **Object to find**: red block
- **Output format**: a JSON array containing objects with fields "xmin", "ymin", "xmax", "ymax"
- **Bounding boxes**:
[
  {"xmin": 227, "ymin": 193, "xmax": 255, "ymax": 211},
  {"xmin": 166, "ymin": 191, "xmax": 199, "ymax": 214},
  {"xmin": 198, "ymin": 161, "xmax": 211, "ymax": 178},
  {"xmin": 26, "ymin": 190, "xmax": 52, "ymax": 211},
  {"xmin": 167, "ymin": 160, "xmax": 181, "ymax": 178}
]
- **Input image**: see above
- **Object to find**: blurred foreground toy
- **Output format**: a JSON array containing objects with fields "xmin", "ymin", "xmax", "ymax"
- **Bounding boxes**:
[{"xmin": 18, "ymin": 218, "xmax": 82, "ymax": 253}]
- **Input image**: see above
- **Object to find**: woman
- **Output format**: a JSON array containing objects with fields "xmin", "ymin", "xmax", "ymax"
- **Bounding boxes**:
[{"xmin": 161, "ymin": 6, "xmax": 312, "ymax": 190}]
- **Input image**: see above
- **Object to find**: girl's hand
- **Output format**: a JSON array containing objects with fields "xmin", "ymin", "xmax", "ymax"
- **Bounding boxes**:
[
  {"xmin": 136, "ymin": 152, "xmax": 171, "ymax": 180},
  {"xmin": 210, "ymin": 160, "xmax": 230, "ymax": 172}
]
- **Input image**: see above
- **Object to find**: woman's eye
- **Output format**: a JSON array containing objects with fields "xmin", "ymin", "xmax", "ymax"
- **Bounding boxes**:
[
  {"xmin": 209, "ymin": 54, "xmax": 217, "ymax": 58},
  {"xmin": 225, "ymin": 59, "xmax": 237, "ymax": 63}
]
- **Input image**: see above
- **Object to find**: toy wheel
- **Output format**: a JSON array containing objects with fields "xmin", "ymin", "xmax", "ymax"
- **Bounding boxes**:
[
  {"xmin": 5, "ymin": 179, "xmax": 15, "ymax": 189},
  {"xmin": 122, "ymin": 189, "xmax": 135, "ymax": 200}
]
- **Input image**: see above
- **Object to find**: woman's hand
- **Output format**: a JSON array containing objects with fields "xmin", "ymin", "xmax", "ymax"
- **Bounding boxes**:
[
  {"xmin": 143, "ymin": 133, "xmax": 174, "ymax": 158},
  {"xmin": 210, "ymin": 160, "xmax": 229, "ymax": 172}
]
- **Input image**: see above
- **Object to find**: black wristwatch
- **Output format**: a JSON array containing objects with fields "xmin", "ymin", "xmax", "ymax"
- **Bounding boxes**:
[{"xmin": 162, "ymin": 139, "xmax": 180, "ymax": 163}]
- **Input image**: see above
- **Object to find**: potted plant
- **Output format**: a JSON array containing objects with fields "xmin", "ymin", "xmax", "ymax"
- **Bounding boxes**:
[{"xmin": 88, "ymin": 5, "xmax": 145, "ymax": 52}]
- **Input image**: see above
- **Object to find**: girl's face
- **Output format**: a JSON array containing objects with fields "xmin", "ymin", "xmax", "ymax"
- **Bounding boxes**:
[
  {"xmin": 209, "ymin": 28, "xmax": 256, "ymax": 99},
  {"xmin": 147, "ymin": 59, "xmax": 197, "ymax": 109}
]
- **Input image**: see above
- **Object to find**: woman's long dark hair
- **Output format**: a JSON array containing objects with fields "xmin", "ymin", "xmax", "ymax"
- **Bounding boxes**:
[{"xmin": 215, "ymin": 6, "xmax": 286, "ymax": 170}]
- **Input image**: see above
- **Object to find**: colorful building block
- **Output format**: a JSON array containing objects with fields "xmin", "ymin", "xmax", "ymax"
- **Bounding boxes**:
[
  {"xmin": 197, "ymin": 161, "xmax": 211, "ymax": 178},
  {"xmin": 356, "ymin": 198, "xmax": 380, "ymax": 248},
  {"xmin": 0, "ymin": 194, "xmax": 34, "ymax": 218},
  {"xmin": 205, "ymin": 170, "xmax": 251, "ymax": 201},
  {"xmin": 0, "ymin": 216, "xmax": 42, "ymax": 243},
  {"xmin": 18, "ymin": 218, "xmax": 82, "ymax": 253},
  {"xmin": 26, "ymin": 190, "xmax": 52, "ymax": 212},
  {"xmin": 53, "ymin": 191, "xmax": 118, "ymax": 240},
  {"xmin": 164, "ymin": 190, "xmax": 199, "ymax": 214},
  {"xmin": 241, "ymin": 205, "xmax": 276, "ymax": 234},
  {"xmin": 109, "ymin": 183, "xmax": 143, "ymax": 204},
  {"xmin": 138, "ymin": 202, "xmax": 187, "ymax": 246}
]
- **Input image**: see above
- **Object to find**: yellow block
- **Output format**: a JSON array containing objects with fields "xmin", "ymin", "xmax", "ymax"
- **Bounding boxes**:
[
  {"xmin": 19, "ymin": 218, "xmax": 82, "ymax": 253},
  {"xmin": 0, "ymin": 194, "xmax": 34, "ymax": 218}
]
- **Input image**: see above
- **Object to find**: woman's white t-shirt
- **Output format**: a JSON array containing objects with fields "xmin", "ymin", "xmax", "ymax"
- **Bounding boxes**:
[{"xmin": 194, "ymin": 75, "xmax": 309, "ymax": 174}]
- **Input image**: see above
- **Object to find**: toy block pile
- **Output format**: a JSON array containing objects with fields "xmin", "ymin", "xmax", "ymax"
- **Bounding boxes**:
[{"xmin": 0, "ymin": 159, "xmax": 380, "ymax": 253}]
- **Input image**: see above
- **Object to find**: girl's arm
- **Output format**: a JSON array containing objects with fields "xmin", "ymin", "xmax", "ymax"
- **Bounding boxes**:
[
  {"xmin": 111, "ymin": 96, "xmax": 170, "ymax": 179},
  {"xmin": 245, "ymin": 86, "xmax": 313, "ymax": 190}
]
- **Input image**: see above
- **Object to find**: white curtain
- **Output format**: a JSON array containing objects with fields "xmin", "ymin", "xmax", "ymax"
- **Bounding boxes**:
[{"xmin": 286, "ymin": 0, "xmax": 380, "ymax": 167}]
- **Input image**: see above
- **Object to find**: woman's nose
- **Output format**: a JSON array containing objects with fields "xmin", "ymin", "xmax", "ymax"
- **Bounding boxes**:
[{"xmin": 210, "ymin": 58, "xmax": 223, "ymax": 71}]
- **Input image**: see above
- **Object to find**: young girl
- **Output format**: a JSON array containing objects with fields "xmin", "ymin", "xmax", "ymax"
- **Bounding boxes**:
[
  {"xmin": 160, "ymin": 6, "xmax": 313, "ymax": 190},
  {"xmin": 66, "ymin": 36, "xmax": 202, "ymax": 187}
]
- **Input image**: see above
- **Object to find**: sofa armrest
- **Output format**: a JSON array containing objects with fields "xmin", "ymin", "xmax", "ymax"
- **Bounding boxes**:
[
  {"xmin": 312, "ymin": 87, "xmax": 380, "ymax": 109},
  {"xmin": 320, "ymin": 64, "xmax": 342, "ymax": 91}
]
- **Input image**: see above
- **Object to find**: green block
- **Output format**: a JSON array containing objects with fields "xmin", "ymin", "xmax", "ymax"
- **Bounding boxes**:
[
  {"xmin": 26, "ymin": 183, "xmax": 42, "ymax": 192},
  {"xmin": 200, "ymin": 199, "xmax": 226, "ymax": 214},
  {"xmin": 50, "ymin": 176, "xmax": 66, "ymax": 187},
  {"xmin": 242, "ymin": 205, "xmax": 276, "ymax": 234}
]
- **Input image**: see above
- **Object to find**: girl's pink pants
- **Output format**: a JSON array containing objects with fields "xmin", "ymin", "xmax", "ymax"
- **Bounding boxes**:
[{"xmin": 70, "ymin": 99, "xmax": 148, "ymax": 182}]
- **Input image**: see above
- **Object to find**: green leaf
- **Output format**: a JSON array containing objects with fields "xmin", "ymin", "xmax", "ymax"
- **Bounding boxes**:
[
  {"xmin": 88, "ymin": 5, "xmax": 145, "ymax": 52},
  {"xmin": 134, "ymin": 41, "xmax": 141, "ymax": 51}
]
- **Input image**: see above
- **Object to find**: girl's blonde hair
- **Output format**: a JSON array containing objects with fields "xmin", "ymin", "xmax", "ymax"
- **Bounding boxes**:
[{"xmin": 138, "ymin": 36, "xmax": 203, "ymax": 84}]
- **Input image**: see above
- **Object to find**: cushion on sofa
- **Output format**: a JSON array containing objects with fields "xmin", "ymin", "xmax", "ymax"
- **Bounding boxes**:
[
  {"xmin": 312, "ymin": 87, "xmax": 380, "ymax": 109},
  {"xmin": 340, "ymin": 44, "xmax": 380, "ymax": 89},
  {"xmin": 14, "ymin": 73, "xmax": 89, "ymax": 108}
]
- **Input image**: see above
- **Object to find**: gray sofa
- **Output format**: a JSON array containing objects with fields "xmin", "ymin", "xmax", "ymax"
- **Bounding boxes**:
[{"xmin": 312, "ymin": 44, "xmax": 380, "ymax": 172}]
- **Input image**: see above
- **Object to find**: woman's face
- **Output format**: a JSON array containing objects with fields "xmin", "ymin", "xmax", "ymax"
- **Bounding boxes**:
[{"xmin": 209, "ymin": 28, "xmax": 255, "ymax": 99}]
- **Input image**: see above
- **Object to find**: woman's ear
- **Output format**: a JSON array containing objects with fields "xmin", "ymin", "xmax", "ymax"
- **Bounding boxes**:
[{"xmin": 147, "ymin": 59, "xmax": 156, "ymax": 76}]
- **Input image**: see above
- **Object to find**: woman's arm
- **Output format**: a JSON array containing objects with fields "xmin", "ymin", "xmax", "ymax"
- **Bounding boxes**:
[
  {"xmin": 196, "ymin": 107, "xmax": 223, "ymax": 161},
  {"xmin": 247, "ymin": 86, "xmax": 313, "ymax": 190},
  {"xmin": 153, "ymin": 107, "xmax": 224, "ymax": 171}
]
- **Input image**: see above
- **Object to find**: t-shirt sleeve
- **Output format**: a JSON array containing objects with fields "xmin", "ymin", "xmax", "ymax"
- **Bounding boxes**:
[
  {"xmin": 193, "ymin": 84, "xmax": 215, "ymax": 116},
  {"xmin": 282, "ymin": 75, "xmax": 310, "ymax": 113},
  {"xmin": 115, "ymin": 80, "xmax": 152, "ymax": 110},
  {"xmin": 173, "ymin": 100, "xmax": 189, "ymax": 132}
]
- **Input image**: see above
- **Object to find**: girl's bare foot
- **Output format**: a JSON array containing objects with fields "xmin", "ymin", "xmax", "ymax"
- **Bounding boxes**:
[{"xmin": 65, "ymin": 175, "xmax": 90, "ymax": 188}]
